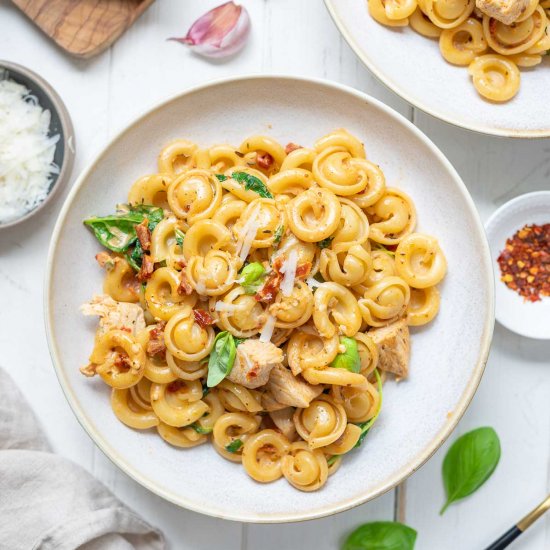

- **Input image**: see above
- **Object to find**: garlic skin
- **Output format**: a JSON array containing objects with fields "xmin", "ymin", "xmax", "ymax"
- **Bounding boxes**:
[{"xmin": 170, "ymin": 2, "xmax": 251, "ymax": 59}]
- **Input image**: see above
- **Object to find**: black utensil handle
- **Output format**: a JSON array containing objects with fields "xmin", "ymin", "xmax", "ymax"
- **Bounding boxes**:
[{"xmin": 483, "ymin": 526, "xmax": 522, "ymax": 550}]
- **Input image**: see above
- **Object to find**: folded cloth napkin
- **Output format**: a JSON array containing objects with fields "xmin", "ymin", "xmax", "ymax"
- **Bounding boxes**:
[{"xmin": 0, "ymin": 369, "xmax": 165, "ymax": 550}]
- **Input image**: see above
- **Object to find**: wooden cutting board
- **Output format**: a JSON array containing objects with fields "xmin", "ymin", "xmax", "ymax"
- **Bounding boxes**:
[{"xmin": 11, "ymin": 0, "xmax": 155, "ymax": 59}]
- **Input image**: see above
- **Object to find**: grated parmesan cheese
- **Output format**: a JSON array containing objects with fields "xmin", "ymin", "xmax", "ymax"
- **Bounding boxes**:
[
  {"xmin": 279, "ymin": 249, "xmax": 298, "ymax": 297},
  {"xmin": 236, "ymin": 206, "xmax": 261, "ymax": 263},
  {"xmin": 0, "ymin": 75, "xmax": 60, "ymax": 223},
  {"xmin": 259, "ymin": 313, "xmax": 277, "ymax": 343},
  {"xmin": 214, "ymin": 301, "xmax": 246, "ymax": 312}
]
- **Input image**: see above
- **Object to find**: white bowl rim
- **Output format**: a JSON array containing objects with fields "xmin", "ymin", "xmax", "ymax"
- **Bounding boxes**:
[
  {"xmin": 323, "ymin": 0, "xmax": 550, "ymax": 139},
  {"xmin": 44, "ymin": 73, "xmax": 495, "ymax": 523},
  {"xmin": 485, "ymin": 190, "xmax": 550, "ymax": 340}
]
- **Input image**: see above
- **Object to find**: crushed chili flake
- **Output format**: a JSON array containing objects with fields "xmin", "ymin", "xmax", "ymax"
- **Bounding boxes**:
[
  {"xmin": 497, "ymin": 223, "xmax": 550, "ymax": 302},
  {"xmin": 193, "ymin": 309, "xmax": 215, "ymax": 329}
]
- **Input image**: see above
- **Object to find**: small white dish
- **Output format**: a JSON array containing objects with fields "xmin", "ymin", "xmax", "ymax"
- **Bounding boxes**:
[
  {"xmin": 324, "ymin": 0, "xmax": 550, "ymax": 138},
  {"xmin": 45, "ymin": 75, "xmax": 494, "ymax": 522},
  {"xmin": 486, "ymin": 192, "xmax": 550, "ymax": 340}
]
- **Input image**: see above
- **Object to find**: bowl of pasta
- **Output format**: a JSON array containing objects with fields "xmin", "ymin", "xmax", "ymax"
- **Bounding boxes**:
[
  {"xmin": 45, "ymin": 75, "xmax": 494, "ymax": 522},
  {"xmin": 325, "ymin": 0, "xmax": 550, "ymax": 137}
]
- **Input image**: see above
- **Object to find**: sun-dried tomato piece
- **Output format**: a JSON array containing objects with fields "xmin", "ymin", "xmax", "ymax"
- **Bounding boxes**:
[
  {"xmin": 178, "ymin": 270, "xmax": 193, "ymax": 295},
  {"xmin": 193, "ymin": 309, "xmax": 215, "ymax": 329},
  {"xmin": 137, "ymin": 254, "xmax": 154, "ymax": 282},
  {"xmin": 284, "ymin": 142, "xmax": 302, "ymax": 154},
  {"xmin": 257, "ymin": 152, "xmax": 274, "ymax": 170},
  {"xmin": 255, "ymin": 271, "xmax": 283, "ymax": 304},
  {"xmin": 135, "ymin": 219, "xmax": 151, "ymax": 252},
  {"xmin": 295, "ymin": 262, "xmax": 312, "ymax": 280}
]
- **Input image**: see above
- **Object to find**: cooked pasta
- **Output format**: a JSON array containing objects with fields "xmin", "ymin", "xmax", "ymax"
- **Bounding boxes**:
[
  {"xmin": 368, "ymin": 0, "xmax": 550, "ymax": 101},
  {"xmin": 81, "ymin": 130, "xmax": 446, "ymax": 492}
]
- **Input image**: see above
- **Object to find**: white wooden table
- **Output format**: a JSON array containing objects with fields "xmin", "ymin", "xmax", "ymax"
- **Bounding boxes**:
[{"xmin": 1, "ymin": 1, "xmax": 549, "ymax": 548}]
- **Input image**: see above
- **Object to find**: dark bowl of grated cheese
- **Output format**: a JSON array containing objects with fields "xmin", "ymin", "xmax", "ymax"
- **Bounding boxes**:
[{"xmin": 0, "ymin": 60, "xmax": 75, "ymax": 229}]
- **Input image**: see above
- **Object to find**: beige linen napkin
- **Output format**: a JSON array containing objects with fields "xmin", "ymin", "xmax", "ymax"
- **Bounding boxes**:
[{"xmin": 0, "ymin": 369, "xmax": 165, "ymax": 550}]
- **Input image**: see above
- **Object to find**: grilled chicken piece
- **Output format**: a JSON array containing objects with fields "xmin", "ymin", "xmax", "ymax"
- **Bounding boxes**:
[
  {"xmin": 81, "ymin": 294, "xmax": 146, "ymax": 337},
  {"xmin": 265, "ymin": 364, "xmax": 323, "ymax": 408},
  {"xmin": 227, "ymin": 339, "xmax": 283, "ymax": 389},
  {"xmin": 269, "ymin": 408, "xmax": 298, "ymax": 441},
  {"xmin": 475, "ymin": 0, "xmax": 530, "ymax": 24},
  {"xmin": 262, "ymin": 391, "xmax": 289, "ymax": 412},
  {"xmin": 368, "ymin": 319, "xmax": 410, "ymax": 378}
]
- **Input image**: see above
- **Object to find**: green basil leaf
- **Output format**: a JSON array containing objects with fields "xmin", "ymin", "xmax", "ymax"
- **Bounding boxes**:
[
  {"xmin": 326, "ymin": 455, "xmax": 339, "ymax": 466},
  {"xmin": 373, "ymin": 243, "xmax": 395, "ymax": 257},
  {"xmin": 190, "ymin": 423, "xmax": 213, "ymax": 435},
  {"xmin": 330, "ymin": 337, "xmax": 360, "ymax": 373},
  {"xmin": 234, "ymin": 337, "xmax": 246, "ymax": 347},
  {"xmin": 343, "ymin": 521, "xmax": 417, "ymax": 550},
  {"xmin": 231, "ymin": 171, "xmax": 273, "ymax": 199},
  {"xmin": 206, "ymin": 331, "xmax": 237, "ymax": 388},
  {"xmin": 273, "ymin": 224, "xmax": 284, "ymax": 246},
  {"xmin": 317, "ymin": 236, "xmax": 334, "ymax": 249},
  {"xmin": 124, "ymin": 240, "xmax": 144, "ymax": 271},
  {"xmin": 238, "ymin": 262, "xmax": 266, "ymax": 294},
  {"xmin": 354, "ymin": 369, "xmax": 383, "ymax": 448},
  {"xmin": 84, "ymin": 204, "xmax": 163, "ymax": 252},
  {"xmin": 440, "ymin": 427, "xmax": 501, "ymax": 514},
  {"xmin": 174, "ymin": 228, "xmax": 185, "ymax": 247},
  {"xmin": 225, "ymin": 439, "xmax": 243, "ymax": 453},
  {"xmin": 215, "ymin": 174, "xmax": 228, "ymax": 182}
]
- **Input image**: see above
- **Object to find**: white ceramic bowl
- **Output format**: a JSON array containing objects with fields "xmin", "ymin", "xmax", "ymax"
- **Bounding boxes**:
[
  {"xmin": 486, "ymin": 192, "xmax": 550, "ymax": 339},
  {"xmin": 45, "ymin": 75, "xmax": 494, "ymax": 522},
  {"xmin": 324, "ymin": 0, "xmax": 550, "ymax": 138}
]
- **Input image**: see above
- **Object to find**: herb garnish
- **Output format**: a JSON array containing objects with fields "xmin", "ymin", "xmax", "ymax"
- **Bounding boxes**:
[
  {"xmin": 206, "ymin": 331, "xmax": 239, "ymax": 387},
  {"xmin": 317, "ymin": 236, "xmax": 334, "ymax": 249},
  {"xmin": 231, "ymin": 171, "xmax": 273, "ymax": 198},
  {"xmin": 238, "ymin": 262, "xmax": 266, "ymax": 294},
  {"xmin": 342, "ymin": 521, "xmax": 417, "ymax": 550},
  {"xmin": 225, "ymin": 439, "xmax": 244, "ymax": 453}
]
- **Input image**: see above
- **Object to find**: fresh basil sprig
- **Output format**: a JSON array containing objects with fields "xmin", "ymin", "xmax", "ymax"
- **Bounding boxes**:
[
  {"xmin": 440, "ymin": 427, "xmax": 501, "ymax": 514},
  {"xmin": 231, "ymin": 171, "xmax": 273, "ymax": 199},
  {"xmin": 206, "ymin": 331, "xmax": 240, "ymax": 388},
  {"xmin": 330, "ymin": 337, "xmax": 360, "ymax": 373},
  {"xmin": 190, "ymin": 423, "xmax": 213, "ymax": 435},
  {"xmin": 238, "ymin": 262, "xmax": 266, "ymax": 294},
  {"xmin": 317, "ymin": 236, "xmax": 334, "ymax": 249},
  {"xmin": 225, "ymin": 439, "xmax": 243, "ymax": 453},
  {"xmin": 215, "ymin": 174, "xmax": 228, "ymax": 182},
  {"xmin": 342, "ymin": 521, "xmax": 417, "ymax": 550},
  {"xmin": 84, "ymin": 204, "xmax": 163, "ymax": 265}
]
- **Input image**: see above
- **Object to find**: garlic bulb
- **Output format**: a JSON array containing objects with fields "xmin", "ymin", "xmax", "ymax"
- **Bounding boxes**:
[{"xmin": 170, "ymin": 2, "xmax": 251, "ymax": 59}]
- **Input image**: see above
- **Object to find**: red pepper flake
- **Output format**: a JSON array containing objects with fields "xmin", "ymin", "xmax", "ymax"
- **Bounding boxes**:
[
  {"xmin": 296, "ymin": 262, "xmax": 312, "ymax": 280},
  {"xmin": 256, "ymin": 152, "xmax": 274, "ymax": 171},
  {"xmin": 135, "ymin": 219, "xmax": 151, "ymax": 252},
  {"xmin": 497, "ymin": 223, "xmax": 550, "ymax": 303},
  {"xmin": 284, "ymin": 142, "xmax": 302, "ymax": 154},
  {"xmin": 193, "ymin": 309, "xmax": 215, "ymax": 329},
  {"xmin": 137, "ymin": 254, "xmax": 154, "ymax": 282}
]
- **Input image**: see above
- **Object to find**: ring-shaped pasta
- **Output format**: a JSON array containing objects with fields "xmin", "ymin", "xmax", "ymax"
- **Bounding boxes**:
[
  {"xmin": 286, "ymin": 188, "xmax": 341, "ymax": 242},
  {"xmin": 242, "ymin": 429, "xmax": 291, "ymax": 482},
  {"xmin": 89, "ymin": 329, "xmax": 146, "ymax": 389},
  {"xmin": 409, "ymin": 7, "xmax": 442, "ymax": 37},
  {"xmin": 269, "ymin": 281, "xmax": 314, "ymax": 329},
  {"xmin": 215, "ymin": 287, "xmax": 266, "ymax": 337},
  {"xmin": 164, "ymin": 309, "xmax": 215, "ymax": 361},
  {"xmin": 320, "ymin": 245, "xmax": 373, "ymax": 287},
  {"xmin": 420, "ymin": 0, "xmax": 474, "ymax": 29},
  {"xmin": 150, "ymin": 216, "xmax": 186, "ymax": 264},
  {"xmin": 287, "ymin": 328, "xmax": 340, "ymax": 375},
  {"xmin": 209, "ymin": 144, "xmax": 247, "ymax": 173},
  {"xmin": 217, "ymin": 380, "xmax": 264, "ymax": 413},
  {"xmin": 111, "ymin": 382, "xmax": 159, "ymax": 430},
  {"xmin": 439, "ymin": 18, "xmax": 487, "ymax": 65},
  {"xmin": 302, "ymin": 366, "xmax": 367, "ymax": 386},
  {"xmin": 212, "ymin": 412, "xmax": 261, "ymax": 463},
  {"xmin": 233, "ymin": 198, "xmax": 284, "ymax": 249},
  {"xmin": 157, "ymin": 422, "xmax": 207, "ymax": 448},
  {"xmin": 280, "ymin": 147, "xmax": 317, "ymax": 171},
  {"xmin": 394, "ymin": 233, "xmax": 447, "ymax": 288},
  {"xmin": 182, "ymin": 219, "xmax": 234, "ymax": 260},
  {"xmin": 360, "ymin": 249, "xmax": 397, "ymax": 288},
  {"xmin": 144, "ymin": 267, "xmax": 197, "ymax": 321},
  {"xmin": 330, "ymin": 199, "xmax": 370, "ymax": 253},
  {"xmin": 407, "ymin": 286, "xmax": 441, "ymax": 325},
  {"xmin": 369, "ymin": 0, "xmax": 410, "ymax": 25},
  {"xmin": 157, "ymin": 139, "xmax": 198, "ymax": 176},
  {"xmin": 281, "ymin": 441, "xmax": 329, "ymax": 491},
  {"xmin": 313, "ymin": 148, "xmax": 372, "ymax": 197},
  {"xmin": 468, "ymin": 55, "xmax": 521, "ymax": 101},
  {"xmin": 348, "ymin": 160, "xmax": 387, "ymax": 209},
  {"xmin": 382, "ymin": 0, "xmax": 417, "ymax": 20},
  {"xmin": 355, "ymin": 332, "xmax": 379, "ymax": 377},
  {"xmin": 238, "ymin": 135, "xmax": 286, "ymax": 172},
  {"xmin": 268, "ymin": 168, "xmax": 315, "ymax": 197},
  {"xmin": 314, "ymin": 129, "xmax": 366, "ymax": 159},
  {"xmin": 323, "ymin": 424, "xmax": 363, "ymax": 455},
  {"xmin": 367, "ymin": 188, "xmax": 416, "ymax": 245},
  {"xmin": 128, "ymin": 173, "xmax": 172, "ymax": 209},
  {"xmin": 293, "ymin": 395, "xmax": 347, "ymax": 449},
  {"xmin": 483, "ymin": 7, "xmax": 546, "ymax": 55},
  {"xmin": 150, "ymin": 380, "xmax": 209, "ymax": 427},
  {"xmin": 331, "ymin": 381, "xmax": 380, "ymax": 423},
  {"xmin": 273, "ymin": 234, "xmax": 319, "ymax": 275},
  {"xmin": 186, "ymin": 249, "xmax": 239, "ymax": 296},
  {"xmin": 103, "ymin": 257, "xmax": 140, "ymax": 303},
  {"xmin": 313, "ymin": 282, "xmax": 362, "ymax": 338},
  {"xmin": 167, "ymin": 169, "xmax": 222, "ymax": 224},
  {"xmin": 193, "ymin": 391, "xmax": 225, "ymax": 433},
  {"xmin": 212, "ymin": 196, "xmax": 247, "ymax": 230},
  {"xmin": 358, "ymin": 276, "xmax": 411, "ymax": 327},
  {"xmin": 166, "ymin": 351, "xmax": 207, "ymax": 381}
]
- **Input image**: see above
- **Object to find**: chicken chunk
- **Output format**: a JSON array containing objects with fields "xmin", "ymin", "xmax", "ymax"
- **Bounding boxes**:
[
  {"xmin": 476, "ymin": 0, "xmax": 530, "ymax": 24},
  {"xmin": 368, "ymin": 319, "xmax": 410, "ymax": 378},
  {"xmin": 269, "ymin": 408, "xmax": 298, "ymax": 441},
  {"xmin": 227, "ymin": 339, "xmax": 283, "ymax": 389},
  {"xmin": 81, "ymin": 294, "xmax": 146, "ymax": 337},
  {"xmin": 265, "ymin": 364, "xmax": 323, "ymax": 408},
  {"xmin": 262, "ymin": 391, "xmax": 289, "ymax": 412}
]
